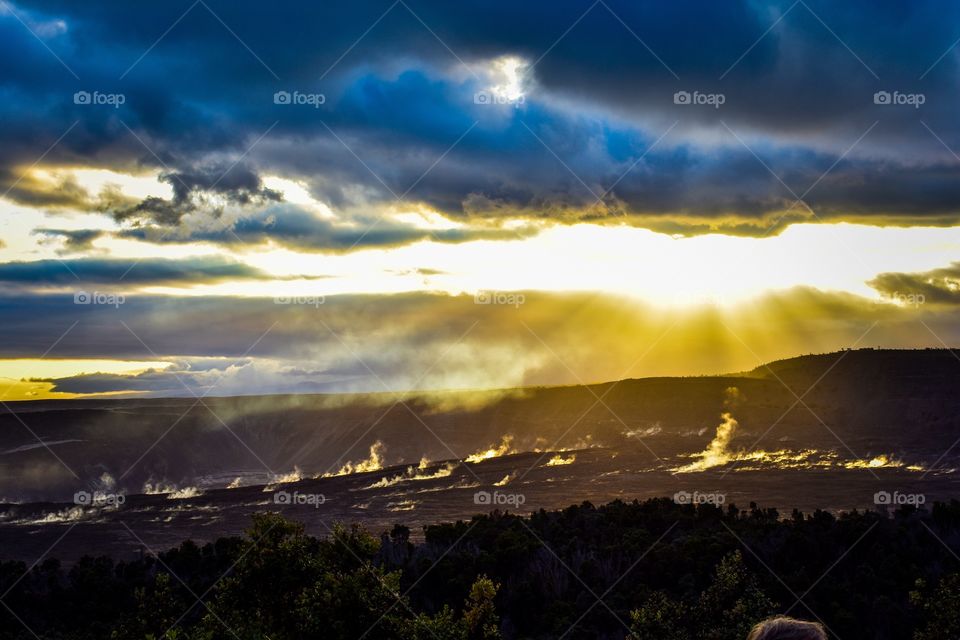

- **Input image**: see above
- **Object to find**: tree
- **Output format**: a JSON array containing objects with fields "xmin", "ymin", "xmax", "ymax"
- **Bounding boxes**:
[
  {"xmin": 402, "ymin": 575, "xmax": 502, "ymax": 640},
  {"xmin": 629, "ymin": 551, "xmax": 776, "ymax": 640},
  {"xmin": 911, "ymin": 574, "xmax": 960, "ymax": 640},
  {"xmin": 463, "ymin": 575, "xmax": 501, "ymax": 640},
  {"xmin": 110, "ymin": 573, "xmax": 186, "ymax": 640}
]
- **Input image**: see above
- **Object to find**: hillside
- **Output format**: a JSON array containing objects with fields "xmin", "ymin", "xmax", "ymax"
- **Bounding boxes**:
[{"xmin": 2, "ymin": 349, "xmax": 959, "ymax": 503}]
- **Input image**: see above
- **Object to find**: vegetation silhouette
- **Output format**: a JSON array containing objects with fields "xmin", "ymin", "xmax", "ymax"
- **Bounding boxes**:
[{"xmin": 2, "ymin": 498, "xmax": 960, "ymax": 639}]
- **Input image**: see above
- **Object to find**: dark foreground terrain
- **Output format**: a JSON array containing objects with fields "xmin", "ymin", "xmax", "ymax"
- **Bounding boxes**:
[
  {"xmin": 0, "ymin": 445, "xmax": 950, "ymax": 564},
  {"xmin": 4, "ymin": 348, "xmax": 960, "ymax": 502},
  {"xmin": 3, "ymin": 498, "xmax": 960, "ymax": 640},
  {"xmin": 1, "ymin": 348, "xmax": 959, "ymax": 561},
  {"xmin": 2, "ymin": 349, "xmax": 960, "ymax": 638}
]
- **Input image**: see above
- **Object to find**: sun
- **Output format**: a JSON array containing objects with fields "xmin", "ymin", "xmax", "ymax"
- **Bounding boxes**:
[{"xmin": 489, "ymin": 55, "xmax": 528, "ymax": 102}]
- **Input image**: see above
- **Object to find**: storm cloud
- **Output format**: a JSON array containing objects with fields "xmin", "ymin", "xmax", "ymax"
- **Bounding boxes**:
[
  {"xmin": 2, "ymin": 0, "xmax": 960, "ymax": 241},
  {"xmin": 870, "ymin": 262, "xmax": 960, "ymax": 306},
  {"xmin": 0, "ymin": 255, "xmax": 309, "ymax": 288}
]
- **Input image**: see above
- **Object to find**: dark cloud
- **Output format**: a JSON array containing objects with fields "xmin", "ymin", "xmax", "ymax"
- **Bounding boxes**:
[
  {"xmin": 0, "ymin": 255, "xmax": 296, "ymax": 288},
  {"xmin": 1, "ymin": 1, "xmax": 960, "ymax": 239},
  {"xmin": 111, "ymin": 164, "xmax": 282, "ymax": 226},
  {"xmin": 38, "ymin": 362, "xmax": 357, "ymax": 396},
  {"xmin": 114, "ymin": 203, "xmax": 538, "ymax": 251},
  {"xmin": 33, "ymin": 228, "xmax": 105, "ymax": 253},
  {"xmin": 869, "ymin": 262, "xmax": 960, "ymax": 306},
  {"xmin": 1, "ymin": 172, "xmax": 94, "ymax": 210},
  {"xmin": 34, "ymin": 368, "xmax": 195, "ymax": 396}
]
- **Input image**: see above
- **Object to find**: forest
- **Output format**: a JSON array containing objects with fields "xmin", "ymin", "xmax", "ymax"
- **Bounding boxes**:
[{"xmin": 2, "ymin": 498, "xmax": 960, "ymax": 639}]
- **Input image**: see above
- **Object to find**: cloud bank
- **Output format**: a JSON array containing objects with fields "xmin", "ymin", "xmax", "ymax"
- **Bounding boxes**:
[{"xmin": 2, "ymin": 0, "xmax": 960, "ymax": 247}]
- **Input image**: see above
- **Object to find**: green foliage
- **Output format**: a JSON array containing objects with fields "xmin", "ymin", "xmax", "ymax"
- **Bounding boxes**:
[
  {"xmin": 463, "ymin": 575, "xmax": 502, "ymax": 640},
  {"xmin": 402, "ymin": 576, "xmax": 502, "ymax": 640},
  {"xmin": 629, "ymin": 551, "xmax": 775, "ymax": 640},
  {"xmin": 192, "ymin": 514, "xmax": 409, "ymax": 639},
  {"xmin": 699, "ymin": 551, "xmax": 777, "ymax": 639},
  {"xmin": 911, "ymin": 574, "xmax": 960, "ymax": 640},
  {"xmin": 629, "ymin": 592, "xmax": 691, "ymax": 640},
  {"xmin": 5, "ymin": 499, "xmax": 960, "ymax": 639},
  {"xmin": 110, "ymin": 573, "xmax": 186, "ymax": 640}
]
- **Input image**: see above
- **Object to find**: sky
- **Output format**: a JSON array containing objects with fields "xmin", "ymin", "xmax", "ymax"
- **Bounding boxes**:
[{"xmin": 2, "ymin": 0, "xmax": 960, "ymax": 399}]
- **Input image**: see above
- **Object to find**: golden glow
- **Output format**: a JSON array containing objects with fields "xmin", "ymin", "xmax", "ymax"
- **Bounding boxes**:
[
  {"xmin": 672, "ymin": 412, "xmax": 923, "ymax": 474},
  {"xmin": 363, "ymin": 461, "xmax": 457, "ymax": 489},
  {"xmin": 493, "ymin": 473, "xmax": 516, "ymax": 486},
  {"xmin": 322, "ymin": 441, "xmax": 386, "ymax": 477},
  {"xmin": 135, "ymin": 222, "xmax": 960, "ymax": 307},
  {"xmin": 0, "ymin": 359, "xmax": 169, "ymax": 401},
  {"xmin": 843, "ymin": 454, "xmax": 904, "ymax": 469},
  {"xmin": 545, "ymin": 454, "xmax": 576, "ymax": 466},
  {"xmin": 0, "ymin": 378, "xmax": 73, "ymax": 401},
  {"xmin": 17, "ymin": 166, "xmax": 173, "ymax": 203},
  {"xmin": 10, "ymin": 161, "xmax": 960, "ymax": 309},
  {"xmin": 6, "ymin": 159, "xmax": 960, "ymax": 310},
  {"xmin": 465, "ymin": 435, "xmax": 515, "ymax": 463},
  {"xmin": 674, "ymin": 412, "xmax": 739, "ymax": 472},
  {"xmin": 0, "ymin": 358, "xmax": 168, "ymax": 380},
  {"xmin": 672, "ymin": 387, "xmax": 924, "ymax": 473},
  {"xmin": 57, "ymin": 167, "xmax": 173, "ymax": 200}
]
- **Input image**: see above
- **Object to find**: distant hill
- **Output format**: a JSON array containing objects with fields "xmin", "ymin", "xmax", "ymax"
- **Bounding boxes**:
[
  {"xmin": 2, "ymin": 348, "xmax": 959, "ymax": 502},
  {"xmin": 744, "ymin": 348, "xmax": 960, "ymax": 391}
]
